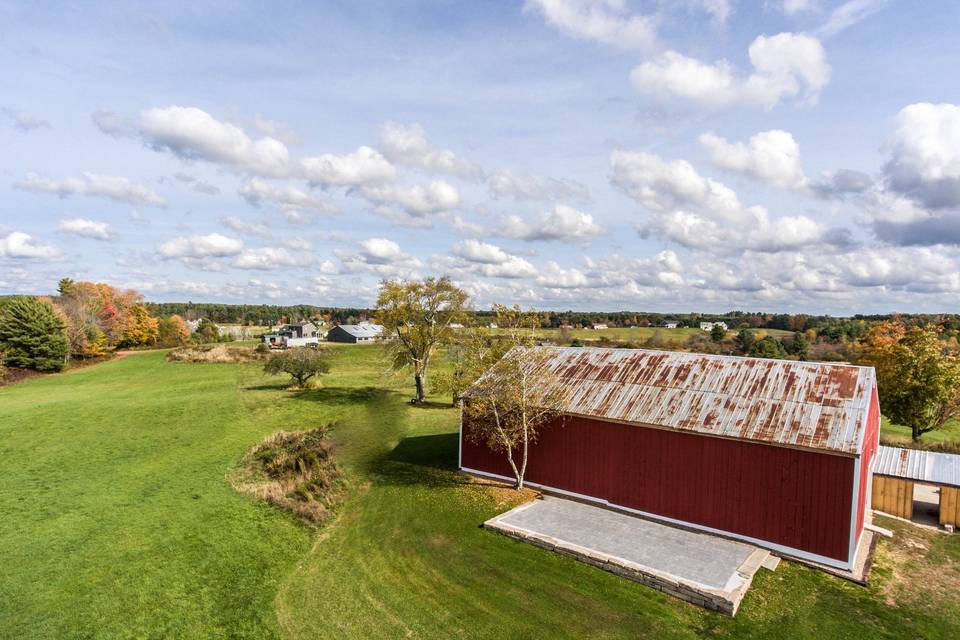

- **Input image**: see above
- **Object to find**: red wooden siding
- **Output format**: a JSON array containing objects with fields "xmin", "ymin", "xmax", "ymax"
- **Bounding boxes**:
[
  {"xmin": 855, "ymin": 387, "xmax": 881, "ymax": 540},
  {"xmin": 462, "ymin": 413, "xmax": 856, "ymax": 563}
]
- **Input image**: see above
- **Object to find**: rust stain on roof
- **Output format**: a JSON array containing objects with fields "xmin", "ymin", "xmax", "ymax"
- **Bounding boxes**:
[{"xmin": 475, "ymin": 346, "xmax": 876, "ymax": 455}]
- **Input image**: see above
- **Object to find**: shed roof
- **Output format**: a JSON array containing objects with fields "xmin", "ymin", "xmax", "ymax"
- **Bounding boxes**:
[
  {"xmin": 333, "ymin": 323, "xmax": 384, "ymax": 338},
  {"xmin": 874, "ymin": 445, "xmax": 960, "ymax": 488},
  {"xmin": 472, "ymin": 346, "xmax": 876, "ymax": 455}
]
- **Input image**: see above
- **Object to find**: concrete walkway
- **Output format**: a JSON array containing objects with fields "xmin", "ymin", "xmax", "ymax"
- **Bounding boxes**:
[{"xmin": 485, "ymin": 496, "xmax": 772, "ymax": 615}]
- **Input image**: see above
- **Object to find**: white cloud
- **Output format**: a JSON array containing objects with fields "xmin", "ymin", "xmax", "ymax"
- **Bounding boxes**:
[
  {"xmin": 57, "ymin": 217, "xmax": 113, "ymax": 240},
  {"xmin": 220, "ymin": 216, "xmax": 271, "ymax": 237},
  {"xmin": 232, "ymin": 247, "xmax": 312, "ymax": 270},
  {"xmin": 698, "ymin": 0, "xmax": 732, "ymax": 23},
  {"xmin": 816, "ymin": 0, "xmax": 888, "ymax": 39},
  {"xmin": 525, "ymin": 0, "xmax": 657, "ymax": 50},
  {"xmin": 611, "ymin": 149, "xmax": 840, "ymax": 252},
  {"xmin": 174, "ymin": 172, "xmax": 220, "ymax": 195},
  {"xmin": 337, "ymin": 237, "xmax": 422, "ymax": 278},
  {"xmin": 500, "ymin": 204, "xmax": 605, "ymax": 242},
  {"xmin": 358, "ymin": 237, "xmax": 410, "ymax": 264},
  {"xmin": 699, "ymin": 129, "xmax": 808, "ymax": 190},
  {"xmin": 239, "ymin": 178, "xmax": 337, "ymax": 215},
  {"xmin": 451, "ymin": 239, "xmax": 513, "ymax": 264},
  {"xmin": 488, "ymin": 169, "xmax": 590, "ymax": 201},
  {"xmin": 631, "ymin": 32, "xmax": 830, "ymax": 109},
  {"xmin": 156, "ymin": 233, "xmax": 243, "ymax": 259},
  {"xmin": 301, "ymin": 146, "xmax": 396, "ymax": 187},
  {"xmin": 883, "ymin": 102, "xmax": 960, "ymax": 210},
  {"xmin": 245, "ymin": 114, "xmax": 300, "ymax": 146},
  {"xmin": 536, "ymin": 261, "xmax": 590, "ymax": 288},
  {"xmin": 2, "ymin": 108, "xmax": 50, "ymax": 131},
  {"xmin": 782, "ymin": 0, "xmax": 816, "ymax": 14},
  {"xmin": 16, "ymin": 172, "xmax": 168, "ymax": 207},
  {"xmin": 361, "ymin": 180, "xmax": 460, "ymax": 218},
  {"xmin": 379, "ymin": 122, "xmax": 482, "ymax": 178},
  {"xmin": 138, "ymin": 106, "xmax": 292, "ymax": 177},
  {"xmin": 0, "ymin": 231, "xmax": 61, "ymax": 259}
]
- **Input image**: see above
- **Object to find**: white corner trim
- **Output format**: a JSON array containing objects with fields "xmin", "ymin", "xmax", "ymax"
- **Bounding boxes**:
[{"xmin": 461, "ymin": 466, "xmax": 855, "ymax": 572}]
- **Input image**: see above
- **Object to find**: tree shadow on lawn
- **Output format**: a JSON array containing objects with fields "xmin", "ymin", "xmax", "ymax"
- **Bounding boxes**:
[
  {"xmin": 288, "ymin": 385, "xmax": 392, "ymax": 407},
  {"xmin": 377, "ymin": 433, "xmax": 487, "ymax": 490}
]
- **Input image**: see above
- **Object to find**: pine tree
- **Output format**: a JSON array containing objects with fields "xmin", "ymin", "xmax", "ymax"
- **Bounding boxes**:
[{"xmin": 0, "ymin": 296, "xmax": 70, "ymax": 371}]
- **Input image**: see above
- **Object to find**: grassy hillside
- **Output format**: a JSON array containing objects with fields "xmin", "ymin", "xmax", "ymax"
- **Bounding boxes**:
[{"xmin": 1, "ymin": 347, "xmax": 959, "ymax": 639}]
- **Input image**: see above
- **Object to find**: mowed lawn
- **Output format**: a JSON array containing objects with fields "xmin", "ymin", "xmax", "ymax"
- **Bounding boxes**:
[{"xmin": 2, "ymin": 347, "xmax": 960, "ymax": 639}]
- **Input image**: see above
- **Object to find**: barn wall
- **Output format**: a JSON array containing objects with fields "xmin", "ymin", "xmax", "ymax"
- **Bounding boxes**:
[
  {"xmin": 461, "ymin": 413, "xmax": 856, "ymax": 563},
  {"xmin": 855, "ymin": 386, "xmax": 881, "ymax": 540}
]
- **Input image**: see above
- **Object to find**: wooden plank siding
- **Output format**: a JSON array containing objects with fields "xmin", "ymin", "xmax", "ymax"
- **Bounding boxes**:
[
  {"xmin": 941, "ymin": 487, "xmax": 960, "ymax": 527},
  {"xmin": 461, "ymin": 413, "xmax": 856, "ymax": 563},
  {"xmin": 871, "ymin": 475, "xmax": 914, "ymax": 519}
]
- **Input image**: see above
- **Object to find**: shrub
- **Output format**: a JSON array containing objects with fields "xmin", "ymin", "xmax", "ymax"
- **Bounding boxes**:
[
  {"xmin": 749, "ymin": 336, "xmax": 789, "ymax": 359},
  {"xmin": 232, "ymin": 426, "xmax": 343, "ymax": 525},
  {"xmin": 0, "ymin": 296, "xmax": 69, "ymax": 371},
  {"xmin": 264, "ymin": 347, "xmax": 330, "ymax": 388},
  {"xmin": 166, "ymin": 344, "xmax": 266, "ymax": 363},
  {"xmin": 255, "ymin": 342, "xmax": 269, "ymax": 354}
]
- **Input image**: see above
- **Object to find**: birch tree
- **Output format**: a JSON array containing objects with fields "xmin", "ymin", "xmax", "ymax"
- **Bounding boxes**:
[{"xmin": 463, "ymin": 344, "xmax": 568, "ymax": 490}]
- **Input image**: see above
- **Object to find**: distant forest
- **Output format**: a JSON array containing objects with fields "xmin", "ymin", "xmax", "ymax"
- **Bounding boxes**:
[{"xmin": 143, "ymin": 301, "xmax": 960, "ymax": 343}]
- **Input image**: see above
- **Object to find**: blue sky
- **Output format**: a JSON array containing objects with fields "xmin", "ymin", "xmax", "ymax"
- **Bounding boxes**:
[{"xmin": 2, "ymin": 0, "xmax": 959, "ymax": 313}]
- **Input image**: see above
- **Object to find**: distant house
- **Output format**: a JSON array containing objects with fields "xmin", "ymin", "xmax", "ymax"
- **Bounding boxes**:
[
  {"xmin": 488, "ymin": 323, "xmax": 498, "ymax": 329},
  {"xmin": 663, "ymin": 321, "xmax": 680, "ymax": 329},
  {"xmin": 186, "ymin": 318, "xmax": 202, "ymax": 333},
  {"xmin": 449, "ymin": 323, "xmax": 465, "ymax": 329},
  {"xmin": 326, "ymin": 323, "xmax": 384, "ymax": 343},
  {"xmin": 591, "ymin": 323, "xmax": 608, "ymax": 330},
  {"xmin": 262, "ymin": 320, "xmax": 321, "ymax": 348},
  {"xmin": 699, "ymin": 322, "xmax": 728, "ymax": 332}
]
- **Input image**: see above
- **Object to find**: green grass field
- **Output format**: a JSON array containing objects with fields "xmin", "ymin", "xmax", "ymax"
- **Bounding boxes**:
[{"xmin": 2, "ymin": 347, "xmax": 959, "ymax": 639}]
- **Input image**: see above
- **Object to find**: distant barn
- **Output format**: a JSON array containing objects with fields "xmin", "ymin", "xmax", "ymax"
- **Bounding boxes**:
[
  {"xmin": 326, "ymin": 323, "xmax": 384, "ymax": 343},
  {"xmin": 460, "ymin": 346, "xmax": 881, "ymax": 571}
]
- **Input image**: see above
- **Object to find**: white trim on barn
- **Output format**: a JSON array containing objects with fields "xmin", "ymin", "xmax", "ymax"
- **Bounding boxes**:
[{"xmin": 461, "ymin": 466, "xmax": 853, "ymax": 571}]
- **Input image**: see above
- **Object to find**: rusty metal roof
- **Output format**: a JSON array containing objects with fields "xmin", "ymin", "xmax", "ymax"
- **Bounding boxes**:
[
  {"xmin": 477, "ymin": 346, "xmax": 876, "ymax": 455},
  {"xmin": 874, "ymin": 445, "xmax": 960, "ymax": 488}
]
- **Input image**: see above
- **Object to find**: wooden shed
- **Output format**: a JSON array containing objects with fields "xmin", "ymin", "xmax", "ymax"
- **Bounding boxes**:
[
  {"xmin": 460, "ymin": 346, "xmax": 881, "ymax": 571},
  {"xmin": 873, "ymin": 445, "xmax": 960, "ymax": 526}
]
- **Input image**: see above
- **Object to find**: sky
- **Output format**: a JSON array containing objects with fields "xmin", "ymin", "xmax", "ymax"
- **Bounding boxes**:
[{"xmin": 1, "ymin": 0, "xmax": 959, "ymax": 314}]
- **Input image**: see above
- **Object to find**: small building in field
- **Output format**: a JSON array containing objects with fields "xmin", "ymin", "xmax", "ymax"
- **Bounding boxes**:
[
  {"xmin": 326, "ymin": 323, "xmax": 384, "ymax": 343},
  {"xmin": 591, "ymin": 323, "xmax": 608, "ymax": 330},
  {"xmin": 262, "ymin": 320, "xmax": 321, "ymax": 348},
  {"xmin": 700, "ymin": 321, "xmax": 728, "ymax": 331},
  {"xmin": 663, "ymin": 321, "xmax": 680, "ymax": 329},
  {"xmin": 872, "ymin": 445, "xmax": 960, "ymax": 527},
  {"xmin": 460, "ymin": 346, "xmax": 881, "ymax": 571}
]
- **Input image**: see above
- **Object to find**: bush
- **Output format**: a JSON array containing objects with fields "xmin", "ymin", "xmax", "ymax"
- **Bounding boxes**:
[
  {"xmin": 231, "ymin": 426, "xmax": 343, "ymax": 525},
  {"xmin": 0, "ymin": 296, "xmax": 69, "ymax": 371},
  {"xmin": 749, "ymin": 336, "xmax": 789, "ymax": 359},
  {"xmin": 264, "ymin": 347, "xmax": 330, "ymax": 388},
  {"xmin": 166, "ymin": 344, "xmax": 267, "ymax": 363},
  {"xmin": 255, "ymin": 342, "xmax": 269, "ymax": 354}
]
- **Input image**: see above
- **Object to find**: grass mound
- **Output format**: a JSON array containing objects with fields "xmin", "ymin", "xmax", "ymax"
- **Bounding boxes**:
[
  {"xmin": 233, "ymin": 426, "xmax": 343, "ymax": 525},
  {"xmin": 167, "ymin": 344, "xmax": 266, "ymax": 363}
]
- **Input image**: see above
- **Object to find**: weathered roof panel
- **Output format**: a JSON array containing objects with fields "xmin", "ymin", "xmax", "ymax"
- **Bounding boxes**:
[
  {"xmin": 874, "ymin": 445, "xmax": 960, "ymax": 488},
  {"xmin": 475, "ymin": 346, "xmax": 876, "ymax": 455},
  {"xmin": 333, "ymin": 324, "xmax": 384, "ymax": 338}
]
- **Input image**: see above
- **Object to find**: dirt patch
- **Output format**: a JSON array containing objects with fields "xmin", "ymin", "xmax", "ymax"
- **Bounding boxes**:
[
  {"xmin": 874, "ymin": 518, "xmax": 960, "ymax": 608},
  {"xmin": 167, "ymin": 344, "xmax": 267, "ymax": 364},
  {"xmin": 231, "ymin": 426, "xmax": 344, "ymax": 526}
]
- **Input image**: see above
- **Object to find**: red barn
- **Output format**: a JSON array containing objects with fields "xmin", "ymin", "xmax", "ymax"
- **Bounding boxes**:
[{"xmin": 460, "ymin": 347, "xmax": 881, "ymax": 571}]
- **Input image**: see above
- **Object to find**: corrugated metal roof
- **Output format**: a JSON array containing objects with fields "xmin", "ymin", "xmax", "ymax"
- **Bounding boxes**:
[
  {"xmin": 333, "ymin": 324, "xmax": 384, "ymax": 338},
  {"xmin": 874, "ymin": 445, "xmax": 960, "ymax": 488},
  {"xmin": 471, "ymin": 346, "xmax": 876, "ymax": 455}
]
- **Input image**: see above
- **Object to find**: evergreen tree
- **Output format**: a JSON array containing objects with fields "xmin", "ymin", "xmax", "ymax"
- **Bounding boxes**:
[{"xmin": 0, "ymin": 296, "xmax": 70, "ymax": 371}]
